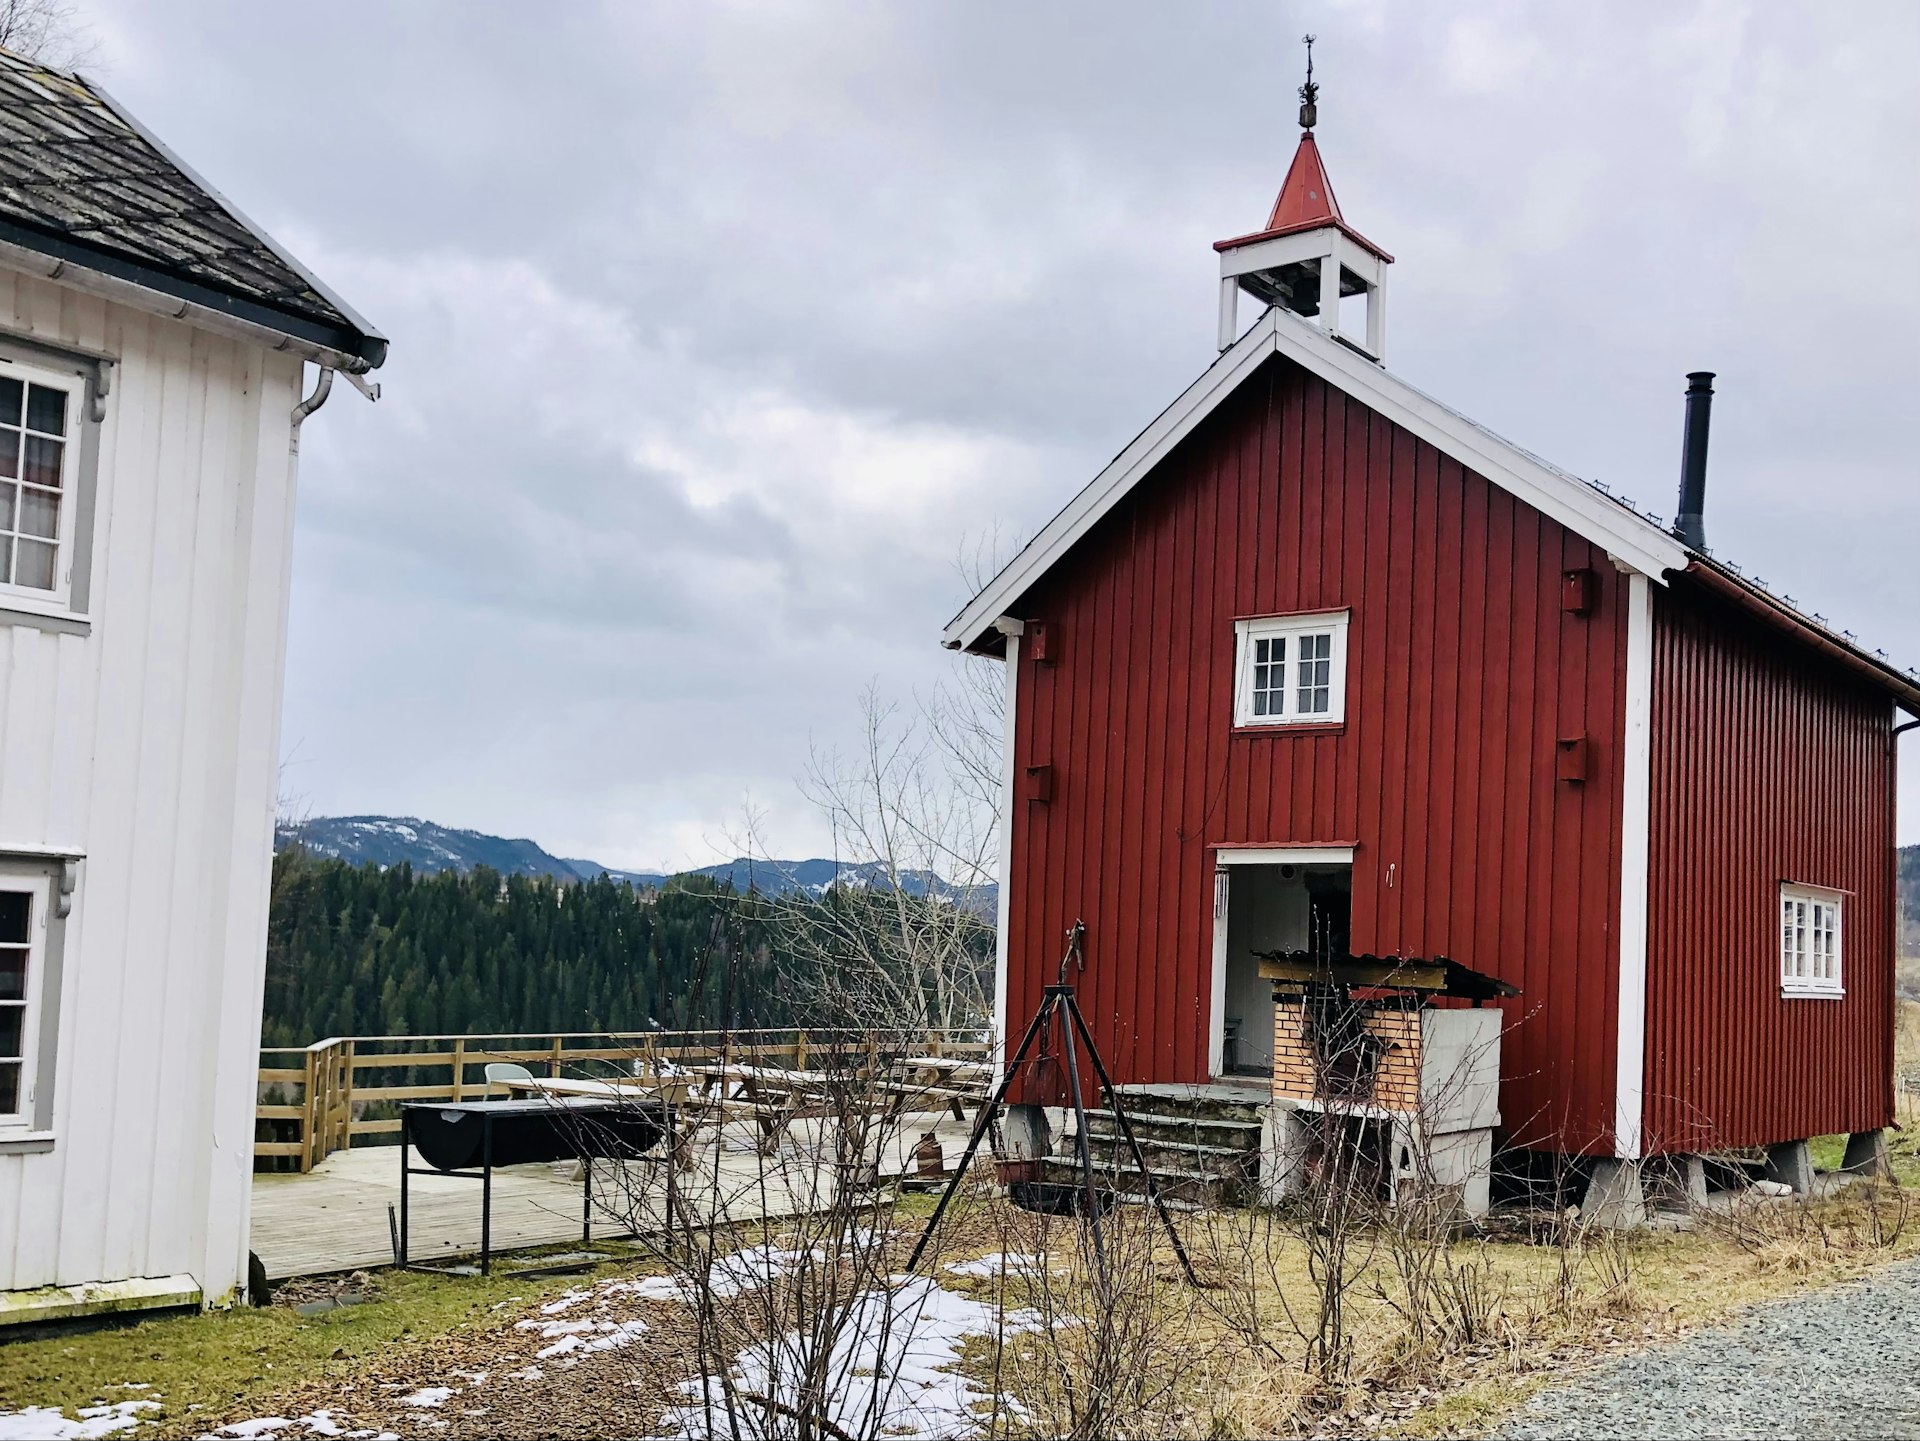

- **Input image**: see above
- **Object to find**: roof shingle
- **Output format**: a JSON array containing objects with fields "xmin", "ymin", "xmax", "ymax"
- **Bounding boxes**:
[{"xmin": 0, "ymin": 47, "xmax": 384, "ymax": 367}]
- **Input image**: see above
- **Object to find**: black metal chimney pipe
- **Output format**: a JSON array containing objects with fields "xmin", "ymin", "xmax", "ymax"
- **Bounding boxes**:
[{"xmin": 1674, "ymin": 371, "xmax": 1715, "ymax": 551}]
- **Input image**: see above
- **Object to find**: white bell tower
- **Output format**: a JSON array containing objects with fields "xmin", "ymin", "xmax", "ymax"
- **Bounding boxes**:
[{"xmin": 1215, "ymin": 39, "xmax": 1392, "ymax": 360}]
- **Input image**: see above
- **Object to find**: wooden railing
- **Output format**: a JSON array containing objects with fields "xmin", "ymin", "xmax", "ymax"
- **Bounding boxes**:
[{"xmin": 255, "ymin": 1028, "xmax": 991, "ymax": 1173}]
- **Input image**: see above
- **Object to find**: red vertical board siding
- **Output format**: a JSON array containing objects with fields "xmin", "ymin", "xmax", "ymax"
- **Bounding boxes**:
[
  {"xmin": 1004, "ymin": 358, "xmax": 1628, "ymax": 1152},
  {"xmin": 1643, "ymin": 579, "xmax": 1894, "ymax": 1152}
]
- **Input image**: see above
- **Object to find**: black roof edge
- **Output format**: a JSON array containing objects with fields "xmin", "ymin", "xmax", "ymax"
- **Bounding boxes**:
[{"xmin": 0, "ymin": 215, "xmax": 385, "ymax": 368}]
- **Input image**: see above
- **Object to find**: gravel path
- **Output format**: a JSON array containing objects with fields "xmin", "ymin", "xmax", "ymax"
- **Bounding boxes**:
[{"xmin": 1495, "ymin": 1258, "xmax": 1920, "ymax": 1439}]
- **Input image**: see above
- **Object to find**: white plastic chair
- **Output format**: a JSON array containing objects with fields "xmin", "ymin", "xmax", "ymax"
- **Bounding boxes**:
[{"xmin": 484, "ymin": 1061, "xmax": 535, "ymax": 1097}]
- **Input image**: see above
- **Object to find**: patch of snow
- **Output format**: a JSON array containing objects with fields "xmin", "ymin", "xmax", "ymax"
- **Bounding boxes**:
[
  {"xmin": 535, "ymin": 1318, "xmax": 647, "ymax": 1361},
  {"xmin": 944, "ymin": 1253, "xmax": 1044, "ymax": 1280},
  {"xmin": 658, "ymin": 1277, "xmax": 1039, "ymax": 1441},
  {"xmin": 503, "ymin": 1367, "xmax": 543, "ymax": 1383},
  {"xmin": 706, "ymin": 1244, "xmax": 809, "ymax": 1299},
  {"xmin": 583, "ymin": 1319, "xmax": 648, "ymax": 1353},
  {"xmin": 397, "ymin": 1388, "xmax": 455, "ymax": 1410},
  {"xmin": 207, "ymin": 1415, "xmax": 364, "ymax": 1440},
  {"xmin": 516, "ymin": 1317, "xmax": 598, "ymax": 1338},
  {"xmin": 538, "ymin": 1287, "xmax": 590, "ymax": 1315},
  {"xmin": 601, "ymin": 1274, "xmax": 692, "ymax": 1304},
  {"xmin": 0, "ymin": 1400, "xmax": 160, "ymax": 1439}
]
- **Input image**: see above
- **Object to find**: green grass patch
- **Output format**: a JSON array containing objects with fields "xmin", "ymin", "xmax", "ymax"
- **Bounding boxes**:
[
  {"xmin": 1808, "ymin": 1133, "xmax": 1847, "ymax": 1173},
  {"xmin": 0, "ymin": 1251, "xmax": 634, "ymax": 1429}
]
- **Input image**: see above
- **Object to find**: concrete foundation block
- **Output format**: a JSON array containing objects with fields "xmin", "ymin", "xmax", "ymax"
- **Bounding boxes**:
[
  {"xmin": 1421, "ymin": 1128, "xmax": 1494, "ymax": 1219},
  {"xmin": 1645, "ymin": 1153, "xmax": 1708, "ymax": 1210},
  {"xmin": 1762, "ymin": 1138, "xmax": 1813, "ymax": 1195},
  {"xmin": 1259, "ymin": 1102, "xmax": 1312, "ymax": 1206},
  {"xmin": 998, "ymin": 1103, "xmax": 1053, "ymax": 1161},
  {"xmin": 1841, "ymin": 1128, "xmax": 1892, "ymax": 1180},
  {"xmin": 1580, "ymin": 1158, "xmax": 1646, "ymax": 1228}
]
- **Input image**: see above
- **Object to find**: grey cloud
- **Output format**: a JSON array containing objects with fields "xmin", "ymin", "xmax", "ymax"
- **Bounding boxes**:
[{"xmin": 83, "ymin": 0, "xmax": 1920, "ymax": 859}]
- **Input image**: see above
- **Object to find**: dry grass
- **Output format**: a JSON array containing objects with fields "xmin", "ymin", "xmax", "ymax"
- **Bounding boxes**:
[
  {"xmin": 8, "ymin": 1172, "xmax": 1917, "ymax": 1441},
  {"xmin": 930, "ymin": 1168, "xmax": 1920, "ymax": 1439}
]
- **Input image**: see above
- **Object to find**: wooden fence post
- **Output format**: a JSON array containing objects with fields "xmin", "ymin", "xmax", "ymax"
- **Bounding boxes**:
[
  {"xmin": 301, "ymin": 1045, "xmax": 319, "ymax": 1173},
  {"xmin": 451, "ymin": 1038, "xmax": 467, "ymax": 1101},
  {"xmin": 340, "ymin": 1040, "xmax": 355, "ymax": 1156},
  {"xmin": 550, "ymin": 1035, "xmax": 563, "ymax": 1078},
  {"xmin": 795, "ymin": 1029, "xmax": 808, "ymax": 1072}
]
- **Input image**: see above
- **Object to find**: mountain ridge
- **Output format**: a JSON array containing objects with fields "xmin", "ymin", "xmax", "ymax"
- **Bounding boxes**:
[{"xmin": 274, "ymin": 814, "xmax": 990, "ymax": 906}]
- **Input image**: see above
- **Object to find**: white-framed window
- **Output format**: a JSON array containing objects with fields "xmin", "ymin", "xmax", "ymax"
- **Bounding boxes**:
[
  {"xmin": 1234, "ymin": 611, "xmax": 1350, "ymax": 727},
  {"xmin": 0, "ymin": 356, "xmax": 82, "ymax": 608},
  {"xmin": 1779, "ymin": 883, "xmax": 1843, "ymax": 998},
  {"xmin": 0, "ymin": 870, "xmax": 50, "ymax": 1129}
]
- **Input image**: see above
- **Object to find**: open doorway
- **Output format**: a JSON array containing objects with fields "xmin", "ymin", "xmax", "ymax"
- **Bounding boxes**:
[{"xmin": 1211, "ymin": 855, "xmax": 1353, "ymax": 1077}]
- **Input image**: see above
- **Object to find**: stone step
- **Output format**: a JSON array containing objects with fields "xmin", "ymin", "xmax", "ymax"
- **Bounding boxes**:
[
  {"xmin": 1068, "ymin": 1130, "xmax": 1261, "ymax": 1180},
  {"xmin": 1080, "ymin": 1108, "xmax": 1263, "ymax": 1152},
  {"xmin": 1038, "ymin": 1155, "xmax": 1255, "ymax": 1210},
  {"xmin": 1106, "ymin": 1082, "xmax": 1270, "ymax": 1125}
]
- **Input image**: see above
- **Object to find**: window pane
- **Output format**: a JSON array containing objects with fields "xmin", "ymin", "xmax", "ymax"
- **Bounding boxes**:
[
  {"xmin": 0, "ymin": 948, "xmax": 23, "ymax": 1002},
  {"xmin": 0, "ymin": 429, "xmax": 17, "ymax": 481},
  {"xmin": 14, "ymin": 538, "xmax": 54, "ymax": 590},
  {"xmin": 0, "ymin": 376, "xmax": 21, "ymax": 426},
  {"xmin": 0, "ymin": 1060, "xmax": 17, "ymax": 1114},
  {"xmin": 18, "ymin": 488, "xmax": 56, "ymax": 539},
  {"xmin": 0, "ymin": 536, "xmax": 12, "ymax": 585},
  {"xmin": 26, "ymin": 383, "xmax": 66, "ymax": 437},
  {"xmin": 1246, "ymin": 632, "xmax": 1289, "ymax": 719},
  {"xmin": 0, "ymin": 480, "xmax": 13, "ymax": 531},
  {"xmin": 0, "ymin": 891, "xmax": 28, "ymax": 944},
  {"xmin": 23, "ymin": 434, "xmax": 61, "ymax": 489},
  {"xmin": 0, "ymin": 1006, "xmax": 22, "ymax": 1060}
]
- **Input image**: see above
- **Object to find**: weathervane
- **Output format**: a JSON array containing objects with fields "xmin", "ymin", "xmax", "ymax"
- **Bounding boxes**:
[{"xmin": 1298, "ymin": 33, "xmax": 1319, "ymax": 130}]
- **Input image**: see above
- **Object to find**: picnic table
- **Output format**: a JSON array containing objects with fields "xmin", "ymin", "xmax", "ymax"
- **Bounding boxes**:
[
  {"xmin": 881, "ymin": 1055, "xmax": 994, "ymax": 1122},
  {"xmin": 504, "ymin": 1056, "xmax": 995, "ymax": 1155}
]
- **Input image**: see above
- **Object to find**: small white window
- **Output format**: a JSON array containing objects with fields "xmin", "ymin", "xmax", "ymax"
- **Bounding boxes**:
[
  {"xmin": 0, "ymin": 873, "xmax": 49, "ymax": 1128},
  {"xmin": 1779, "ymin": 883, "xmax": 1842, "ymax": 998},
  {"xmin": 1234, "ymin": 611, "xmax": 1349, "ymax": 727},
  {"xmin": 0, "ymin": 358, "xmax": 82, "ymax": 608}
]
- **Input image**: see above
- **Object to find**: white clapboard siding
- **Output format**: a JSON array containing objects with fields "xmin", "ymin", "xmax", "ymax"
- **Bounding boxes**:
[{"xmin": 0, "ymin": 263, "xmax": 301, "ymax": 1307}]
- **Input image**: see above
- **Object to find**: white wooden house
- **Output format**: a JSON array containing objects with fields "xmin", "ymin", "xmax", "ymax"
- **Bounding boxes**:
[{"xmin": 0, "ymin": 49, "xmax": 384, "ymax": 1323}]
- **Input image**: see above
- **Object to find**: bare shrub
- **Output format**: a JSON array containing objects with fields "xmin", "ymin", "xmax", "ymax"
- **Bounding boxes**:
[
  {"xmin": 1694, "ymin": 1175, "xmax": 1911, "ymax": 1272},
  {"xmin": 583, "ymin": 1030, "xmax": 1001, "ymax": 1440},
  {"xmin": 969, "ymin": 1195, "xmax": 1199, "ymax": 1440}
]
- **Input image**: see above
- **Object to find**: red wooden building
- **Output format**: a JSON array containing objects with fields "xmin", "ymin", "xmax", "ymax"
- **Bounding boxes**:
[{"xmin": 944, "ymin": 106, "xmax": 1917, "ymax": 1184}]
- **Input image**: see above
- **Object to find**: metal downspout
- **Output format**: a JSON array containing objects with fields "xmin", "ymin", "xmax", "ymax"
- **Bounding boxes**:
[{"xmin": 290, "ymin": 365, "xmax": 334, "ymax": 458}]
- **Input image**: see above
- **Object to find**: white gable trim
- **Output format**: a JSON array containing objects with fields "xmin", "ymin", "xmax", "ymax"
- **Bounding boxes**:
[
  {"xmin": 944, "ymin": 307, "xmax": 1688, "ymax": 652},
  {"xmin": 1613, "ymin": 572, "xmax": 1654, "ymax": 1160}
]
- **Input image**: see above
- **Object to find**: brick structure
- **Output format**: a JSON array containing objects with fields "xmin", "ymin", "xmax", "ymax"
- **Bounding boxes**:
[{"xmin": 1273, "ymin": 997, "xmax": 1422, "ymax": 1113}]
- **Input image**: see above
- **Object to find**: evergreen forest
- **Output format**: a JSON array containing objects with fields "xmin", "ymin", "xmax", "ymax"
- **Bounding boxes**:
[{"xmin": 261, "ymin": 847, "xmax": 791, "ymax": 1046}]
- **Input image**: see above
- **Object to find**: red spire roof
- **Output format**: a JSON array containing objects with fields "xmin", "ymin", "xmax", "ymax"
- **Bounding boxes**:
[
  {"xmin": 1267, "ymin": 130, "xmax": 1343, "ymax": 230},
  {"xmin": 1214, "ymin": 130, "xmax": 1393, "ymax": 263}
]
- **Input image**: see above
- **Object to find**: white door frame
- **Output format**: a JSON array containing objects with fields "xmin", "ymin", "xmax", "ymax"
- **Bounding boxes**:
[{"xmin": 1207, "ymin": 845, "xmax": 1356, "ymax": 1077}]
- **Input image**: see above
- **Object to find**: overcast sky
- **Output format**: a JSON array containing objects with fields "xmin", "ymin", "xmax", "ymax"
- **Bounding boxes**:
[{"xmin": 78, "ymin": 1, "xmax": 1920, "ymax": 867}]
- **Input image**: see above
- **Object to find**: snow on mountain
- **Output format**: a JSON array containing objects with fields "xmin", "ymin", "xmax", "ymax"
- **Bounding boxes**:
[{"xmin": 276, "ymin": 815, "xmax": 994, "ymax": 912}]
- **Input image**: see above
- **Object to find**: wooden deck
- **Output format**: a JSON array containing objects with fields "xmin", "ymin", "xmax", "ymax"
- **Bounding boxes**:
[{"xmin": 250, "ymin": 1114, "xmax": 978, "ymax": 1280}]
